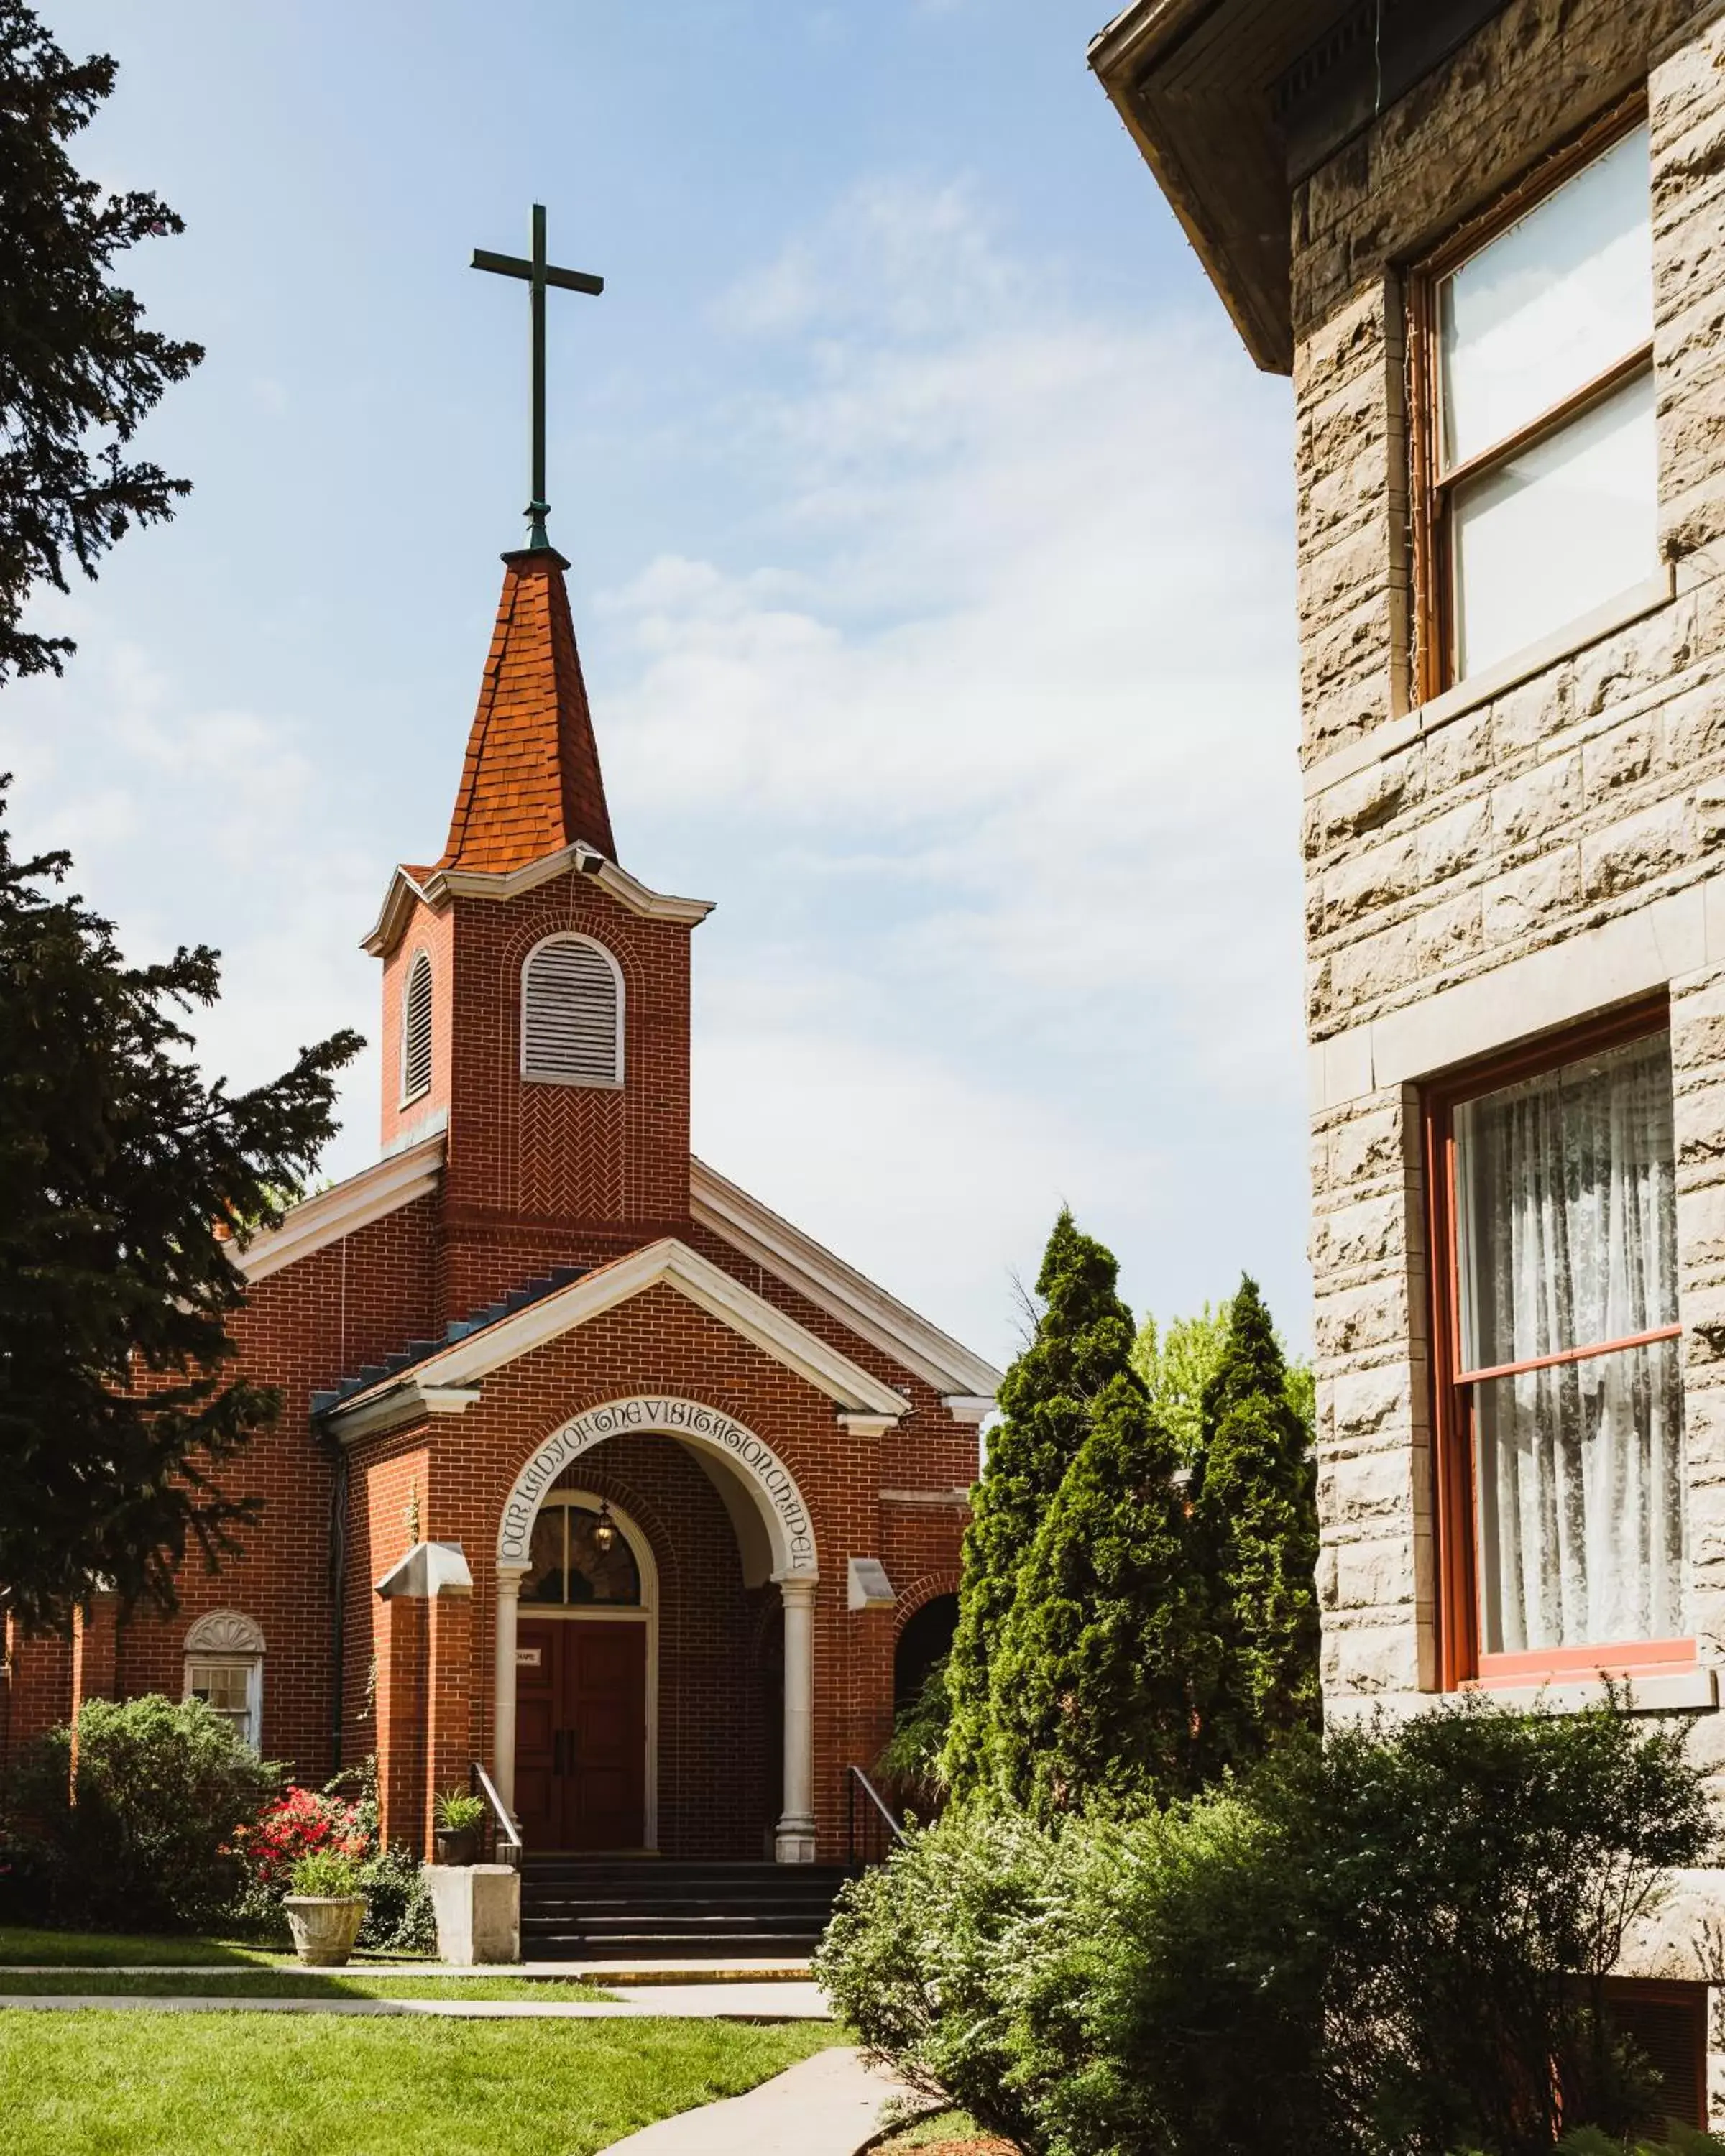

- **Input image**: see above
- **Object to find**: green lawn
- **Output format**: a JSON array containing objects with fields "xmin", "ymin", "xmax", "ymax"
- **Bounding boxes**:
[
  {"xmin": 0, "ymin": 1925, "xmax": 293, "ymax": 1967},
  {"xmin": 0, "ymin": 1970, "xmax": 615, "ymax": 2001},
  {"xmin": 0, "ymin": 2011, "xmax": 838, "ymax": 2155}
]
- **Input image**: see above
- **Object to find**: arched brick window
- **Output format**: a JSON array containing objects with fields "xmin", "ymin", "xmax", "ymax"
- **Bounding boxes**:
[
  {"xmin": 400, "ymin": 950, "xmax": 433, "ymax": 1105},
  {"xmin": 520, "ymin": 934, "xmax": 624, "ymax": 1088}
]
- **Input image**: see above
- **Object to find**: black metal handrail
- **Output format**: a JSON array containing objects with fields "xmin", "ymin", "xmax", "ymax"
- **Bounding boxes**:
[
  {"xmin": 470, "ymin": 1759, "xmax": 523, "ymax": 1869},
  {"xmin": 846, "ymin": 1764, "xmax": 906, "ymax": 1867}
]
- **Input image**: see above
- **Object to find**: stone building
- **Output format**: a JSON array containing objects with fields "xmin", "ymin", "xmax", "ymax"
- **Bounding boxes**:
[
  {"xmin": 0, "ymin": 538, "xmax": 999, "ymax": 1896},
  {"xmin": 1095, "ymin": 0, "xmax": 1725, "ymax": 2122}
]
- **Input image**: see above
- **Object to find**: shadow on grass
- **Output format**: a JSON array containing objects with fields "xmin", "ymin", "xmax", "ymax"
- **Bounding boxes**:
[{"xmin": 0, "ymin": 1926, "xmax": 288, "ymax": 1968}]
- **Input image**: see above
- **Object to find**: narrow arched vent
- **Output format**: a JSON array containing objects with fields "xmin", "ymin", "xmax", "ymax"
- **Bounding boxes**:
[
  {"xmin": 401, "ymin": 951, "xmax": 433, "ymax": 1104},
  {"xmin": 521, "ymin": 934, "xmax": 623, "ymax": 1087}
]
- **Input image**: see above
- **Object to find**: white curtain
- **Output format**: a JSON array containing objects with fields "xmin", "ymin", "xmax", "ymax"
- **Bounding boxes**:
[{"xmin": 1455, "ymin": 1033, "xmax": 1685, "ymax": 1654}]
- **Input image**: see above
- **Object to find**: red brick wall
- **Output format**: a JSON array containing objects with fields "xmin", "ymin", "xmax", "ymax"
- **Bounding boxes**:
[
  {"xmin": 379, "ymin": 894, "xmax": 456, "ymax": 1151},
  {"xmin": 26, "ymin": 809, "xmax": 975, "ymax": 1840},
  {"xmin": 1, "ymin": 1618, "xmax": 70, "ymax": 1761},
  {"xmin": 336, "ymin": 1282, "xmax": 967, "ymax": 1858},
  {"xmin": 341, "ymin": 1443, "xmax": 431, "ymax": 1774},
  {"xmin": 436, "ymin": 875, "xmax": 691, "ymax": 1314},
  {"xmin": 104, "ymin": 1194, "xmax": 441, "ymax": 1786}
]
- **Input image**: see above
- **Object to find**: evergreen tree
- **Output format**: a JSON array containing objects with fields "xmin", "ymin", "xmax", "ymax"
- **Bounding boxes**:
[
  {"xmin": 990, "ymin": 1372, "xmax": 1215, "ymax": 1815},
  {"xmin": 942, "ymin": 1209, "xmax": 1136, "ymax": 1798},
  {"xmin": 0, "ymin": 805, "xmax": 362, "ymax": 1628},
  {"xmin": 1193, "ymin": 1276, "xmax": 1322, "ymax": 1770},
  {"xmin": 0, "ymin": 2, "xmax": 202, "ymax": 683}
]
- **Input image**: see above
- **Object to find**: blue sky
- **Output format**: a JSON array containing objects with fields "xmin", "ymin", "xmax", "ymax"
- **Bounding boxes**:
[{"xmin": 6, "ymin": 1, "xmax": 1306, "ymax": 1370}]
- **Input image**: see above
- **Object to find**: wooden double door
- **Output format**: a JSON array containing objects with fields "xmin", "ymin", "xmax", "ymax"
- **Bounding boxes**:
[{"xmin": 515, "ymin": 1618, "xmax": 648, "ymax": 1851}]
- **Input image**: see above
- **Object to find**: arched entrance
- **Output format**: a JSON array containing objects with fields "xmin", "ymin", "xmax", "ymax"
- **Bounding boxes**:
[
  {"xmin": 512, "ymin": 1493, "xmax": 658, "ymax": 1851},
  {"xmin": 494, "ymin": 1396, "xmax": 821, "ymax": 1863}
]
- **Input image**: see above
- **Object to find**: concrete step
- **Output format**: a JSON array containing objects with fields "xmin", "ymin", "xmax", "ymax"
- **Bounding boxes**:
[
  {"xmin": 517, "ymin": 1858, "xmax": 850, "ymax": 1963},
  {"xmin": 523, "ymin": 1932, "xmax": 828, "ymax": 1961}
]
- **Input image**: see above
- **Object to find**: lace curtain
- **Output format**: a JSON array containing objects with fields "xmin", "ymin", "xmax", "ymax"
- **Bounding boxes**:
[{"xmin": 1455, "ymin": 1031, "xmax": 1685, "ymax": 1654}]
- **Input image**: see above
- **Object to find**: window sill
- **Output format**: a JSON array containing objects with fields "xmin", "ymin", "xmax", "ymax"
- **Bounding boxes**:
[
  {"xmin": 1459, "ymin": 1664, "xmax": 1716, "ymax": 1715},
  {"xmin": 1302, "ymin": 564, "xmax": 1677, "ymax": 801}
]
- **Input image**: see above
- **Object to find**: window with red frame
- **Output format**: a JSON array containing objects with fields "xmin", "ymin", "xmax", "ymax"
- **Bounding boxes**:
[{"xmin": 1425, "ymin": 1005, "xmax": 1688, "ymax": 1686}]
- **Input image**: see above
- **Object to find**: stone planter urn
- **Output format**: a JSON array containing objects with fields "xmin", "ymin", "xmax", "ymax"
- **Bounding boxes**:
[
  {"xmin": 434, "ymin": 1825, "xmax": 480, "ymax": 1867},
  {"xmin": 285, "ymin": 1894, "xmax": 367, "ymax": 1967}
]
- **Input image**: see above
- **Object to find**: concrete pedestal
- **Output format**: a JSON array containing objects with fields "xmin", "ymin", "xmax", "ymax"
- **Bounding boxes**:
[{"xmin": 423, "ymin": 1862, "xmax": 520, "ymax": 1965}]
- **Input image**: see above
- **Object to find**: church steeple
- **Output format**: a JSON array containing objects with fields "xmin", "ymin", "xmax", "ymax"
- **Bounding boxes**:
[{"xmin": 437, "ymin": 546, "xmax": 617, "ymax": 874}]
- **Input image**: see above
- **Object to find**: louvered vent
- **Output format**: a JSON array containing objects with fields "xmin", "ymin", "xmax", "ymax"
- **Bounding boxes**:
[
  {"xmin": 401, "ymin": 952, "xmax": 433, "ymax": 1103},
  {"xmin": 521, "ymin": 935, "xmax": 622, "ymax": 1087}
]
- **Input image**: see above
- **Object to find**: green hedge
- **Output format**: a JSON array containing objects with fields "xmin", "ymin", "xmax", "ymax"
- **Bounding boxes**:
[{"xmin": 816, "ymin": 1697, "xmax": 1714, "ymax": 2156}]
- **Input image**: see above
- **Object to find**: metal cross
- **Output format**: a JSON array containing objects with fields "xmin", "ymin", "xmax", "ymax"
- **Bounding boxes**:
[{"xmin": 472, "ymin": 203, "xmax": 604, "ymax": 551}]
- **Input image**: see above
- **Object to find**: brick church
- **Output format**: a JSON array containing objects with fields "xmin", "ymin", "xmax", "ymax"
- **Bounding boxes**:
[{"xmin": 1, "ymin": 540, "xmax": 998, "ymax": 1867}]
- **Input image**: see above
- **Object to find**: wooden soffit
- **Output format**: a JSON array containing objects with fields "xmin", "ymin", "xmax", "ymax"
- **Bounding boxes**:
[{"xmin": 1089, "ymin": 0, "xmax": 1508, "ymax": 374}]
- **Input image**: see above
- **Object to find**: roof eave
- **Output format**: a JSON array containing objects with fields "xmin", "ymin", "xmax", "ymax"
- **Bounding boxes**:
[
  {"xmin": 1090, "ymin": 0, "xmax": 1294, "ymax": 375},
  {"xmin": 229, "ymin": 1128, "xmax": 446, "ymax": 1284},
  {"xmin": 360, "ymin": 842, "xmax": 715, "ymax": 958}
]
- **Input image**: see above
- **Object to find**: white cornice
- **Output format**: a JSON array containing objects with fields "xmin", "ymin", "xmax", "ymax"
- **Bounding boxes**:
[
  {"xmin": 689, "ymin": 1156, "xmax": 1002, "ymax": 1404},
  {"xmin": 326, "ymin": 1235, "xmax": 909, "ymax": 1439},
  {"xmin": 231, "ymin": 1132, "xmax": 446, "ymax": 1284},
  {"xmin": 361, "ymin": 842, "xmax": 715, "ymax": 957}
]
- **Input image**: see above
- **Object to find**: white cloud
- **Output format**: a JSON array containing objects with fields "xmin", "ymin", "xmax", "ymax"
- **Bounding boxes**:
[
  {"xmin": 607, "ymin": 178, "xmax": 1308, "ymax": 1356},
  {"xmin": 0, "ymin": 609, "xmax": 383, "ymax": 1175}
]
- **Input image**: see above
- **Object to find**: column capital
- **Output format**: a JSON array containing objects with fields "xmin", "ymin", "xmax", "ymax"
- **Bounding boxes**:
[
  {"xmin": 775, "ymin": 1571, "xmax": 819, "ymax": 1605},
  {"xmin": 495, "ymin": 1566, "xmax": 528, "ymax": 1599}
]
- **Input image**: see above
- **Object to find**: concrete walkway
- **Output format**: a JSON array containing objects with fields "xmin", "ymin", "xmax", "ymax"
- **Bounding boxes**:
[
  {"xmin": 0, "ymin": 1981, "xmax": 829, "ymax": 2020},
  {"xmin": 597, "ymin": 2045, "xmax": 921, "ymax": 2155}
]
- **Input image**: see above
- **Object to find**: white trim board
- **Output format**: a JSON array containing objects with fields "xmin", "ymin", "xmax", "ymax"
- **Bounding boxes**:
[
  {"xmin": 362, "ymin": 842, "xmax": 714, "ymax": 957},
  {"xmin": 1310, "ymin": 875, "xmax": 1725, "ymax": 1113},
  {"xmin": 689, "ymin": 1156, "xmax": 1002, "ymax": 1404},
  {"xmin": 230, "ymin": 1132, "xmax": 446, "ymax": 1284},
  {"xmin": 325, "ymin": 1235, "xmax": 910, "ymax": 1439}
]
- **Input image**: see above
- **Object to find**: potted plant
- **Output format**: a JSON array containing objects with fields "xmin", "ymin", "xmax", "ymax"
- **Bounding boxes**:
[
  {"xmin": 284, "ymin": 1848, "xmax": 367, "ymax": 1966},
  {"xmin": 433, "ymin": 1787, "xmax": 487, "ymax": 1867}
]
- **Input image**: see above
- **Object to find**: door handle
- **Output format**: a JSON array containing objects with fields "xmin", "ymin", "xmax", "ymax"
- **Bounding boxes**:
[{"xmin": 552, "ymin": 1730, "xmax": 564, "ymax": 1776}]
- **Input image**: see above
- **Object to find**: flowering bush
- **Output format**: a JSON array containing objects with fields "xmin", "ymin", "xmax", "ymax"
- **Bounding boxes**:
[
  {"xmin": 231, "ymin": 1784, "xmax": 366, "ymax": 1893},
  {"xmin": 224, "ymin": 1768, "xmax": 433, "ymax": 1953}
]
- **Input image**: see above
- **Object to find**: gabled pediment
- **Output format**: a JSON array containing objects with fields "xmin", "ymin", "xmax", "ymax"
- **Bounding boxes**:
[
  {"xmin": 360, "ymin": 843, "xmax": 714, "ymax": 958},
  {"xmin": 321, "ymin": 1235, "xmax": 909, "ymax": 1442}
]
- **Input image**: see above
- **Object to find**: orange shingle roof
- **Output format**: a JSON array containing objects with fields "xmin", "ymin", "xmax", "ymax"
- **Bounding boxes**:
[{"xmin": 437, "ymin": 548, "xmax": 617, "ymax": 873}]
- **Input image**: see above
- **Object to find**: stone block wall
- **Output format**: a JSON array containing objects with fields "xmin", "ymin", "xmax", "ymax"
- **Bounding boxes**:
[{"xmin": 1294, "ymin": 0, "xmax": 1725, "ymax": 1728}]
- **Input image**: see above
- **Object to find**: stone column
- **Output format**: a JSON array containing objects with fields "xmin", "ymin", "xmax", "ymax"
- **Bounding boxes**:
[
  {"xmin": 776, "ymin": 1574, "xmax": 818, "ymax": 1864},
  {"xmin": 492, "ymin": 1569, "xmax": 524, "ymax": 1813}
]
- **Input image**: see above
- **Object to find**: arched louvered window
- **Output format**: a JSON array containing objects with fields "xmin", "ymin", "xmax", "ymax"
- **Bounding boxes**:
[
  {"xmin": 400, "ymin": 951, "xmax": 433, "ymax": 1105},
  {"xmin": 520, "ymin": 934, "xmax": 624, "ymax": 1087}
]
